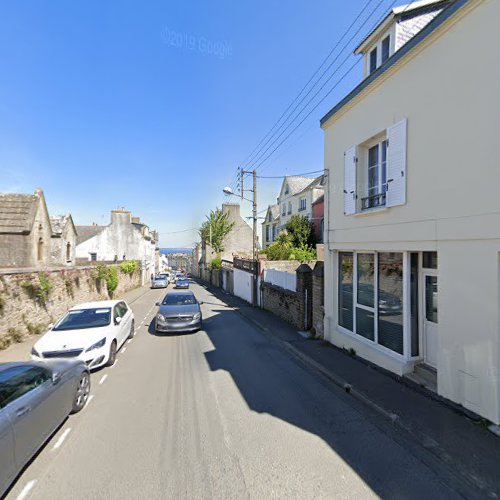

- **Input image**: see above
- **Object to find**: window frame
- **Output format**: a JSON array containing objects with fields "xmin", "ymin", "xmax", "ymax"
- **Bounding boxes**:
[
  {"xmin": 299, "ymin": 197, "xmax": 306, "ymax": 212},
  {"xmin": 381, "ymin": 35, "xmax": 390, "ymax": 64},
  {"xmin": 369, "ymin": 47, "xmax": 378, "ymax": 74},
  {"xmin": 287, "ymin": 202, "xmax": 292, "ymax": 215},
  {"xmin": 337, "ymin": 250, "xmax": 411, "ymax": 361}
]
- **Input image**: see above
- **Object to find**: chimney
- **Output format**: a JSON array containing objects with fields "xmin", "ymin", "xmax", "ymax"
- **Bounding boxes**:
[
  {"xmin": 111, "ymin": 209, "xmax": 132, "ymax": 225},
  {"xmin": 222, "ymin": 203, "xmax": 240, "ymax": 221},
  {"xmin": 131, "ymin": 216, "xmax": 141, "ymax": 224}
]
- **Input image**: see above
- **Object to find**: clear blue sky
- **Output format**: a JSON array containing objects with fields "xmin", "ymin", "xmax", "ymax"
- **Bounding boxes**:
[{"xmin": 0, "ymin": 0, "xmax": 407, "ymax": 247}]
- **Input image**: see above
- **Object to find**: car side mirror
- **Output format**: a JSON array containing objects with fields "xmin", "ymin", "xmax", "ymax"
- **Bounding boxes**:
[
  {"xmin": 199, "ymin": 301, "xmax": 204, "ymax": 305},
  {"xmin": 155, "ymin": 302, "xmax": 160, "ymax": 306},
  {"xmin": 115, "ymin": 316, "xmax": 122, "ymax": 325},
  {"xmin": 52, "ymin": 372, "xmax": 61, "ymax": 385}
]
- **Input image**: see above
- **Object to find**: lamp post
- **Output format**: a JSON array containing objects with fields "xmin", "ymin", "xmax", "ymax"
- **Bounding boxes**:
[{"xmin": 223, "ymin": 169, "xmax": 258, "ymax": 305}]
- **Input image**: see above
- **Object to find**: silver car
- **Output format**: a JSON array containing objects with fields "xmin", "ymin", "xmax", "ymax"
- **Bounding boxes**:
[
  {"xmin": 155, "ymin": 291, "xmax": 203, "ymax": 333},
  {"xmin": 151, "ymin": 276, "xmax": 168, "ymax": 289},
  {"xmin": 0, "ymin": 360, "xmax": 90, "ymax": 497}
]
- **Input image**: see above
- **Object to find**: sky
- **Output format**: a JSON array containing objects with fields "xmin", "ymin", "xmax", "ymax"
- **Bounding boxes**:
[{"xmin": 0, "ymin": 0, "xmax": 408, "ymax": 247}]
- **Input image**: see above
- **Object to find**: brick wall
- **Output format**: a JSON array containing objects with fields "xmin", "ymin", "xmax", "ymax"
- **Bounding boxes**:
[
  {"xmin": 312, "ymin": 261, "xmax": 324, "ymax": 338},
  {"xmin": 0, "ymin": 264, "xmax": 141, "ymax": 350}
]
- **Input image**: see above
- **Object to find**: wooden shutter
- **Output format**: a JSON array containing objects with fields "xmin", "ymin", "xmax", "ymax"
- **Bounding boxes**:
[
  {"xmin": 386, "ymin": 119, "xmax": 407, "ymax": 207},
  {"xmin": 344, "ymin": 146, "xmax": 357, "ymax": 215}
]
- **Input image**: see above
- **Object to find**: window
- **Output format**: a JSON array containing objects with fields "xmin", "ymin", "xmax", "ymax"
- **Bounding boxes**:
[
  {"xmin": 90, "ymin": 253, "xmax": 97, "ymax": 261},
  {"xmin": 381, "ymin": 35, "xmax": 390, "ymax": 64},
  {"xmin": 284, "ymin": 184, "xmax": 289, "ymax": 195},
  {"xmin": 338, "ymin": 253, "xmax": 353, "ymax": 331},
  {"xmin": 320, "ymin": 219, "xmax": 324, "ymax": 243},
  {"xmin": 282, "ymin": 204, "xmax": 286, "ymax": 216},
  {"xmin": 37, "ymin": 237, "xmax": 44, "ymax": 261},
  {"xmin": 287, "ymin": 202, "xmax": 292, "ymax": 215},
  {"xmin": 268, "ymin": 211, "xmax": 272, "ymax": 222},
  {"xmin": 272, "ymin": 225, "xmax": 276, "ymax": 241},
  {"xmin": 423, "ymin": 251, "xmax": 438, "ymax": 269},
  {"xmin": 369, "ymin": 47, "xmax": 377, "ymax": 74},
  {"xmin": 299, "ymin": 197, "xmax": 306, "ymax": 212},
  {"xmin": 338, "ymin": 251, "xmax": 404, "ymax": 356},
  {"xmin": 0, "ymin": 366, "xmax": 51, "ymax": 408},
  {"xmin": 363, "ymin": 140, "xmax": 388, "ymax": 210},
  {"xmin": 266, "ymin": 225, "xmax": 271, "ymax": 242},
  {"xmin": 66, "ymin": 242, "xmax": 71, "ymax": 262}
]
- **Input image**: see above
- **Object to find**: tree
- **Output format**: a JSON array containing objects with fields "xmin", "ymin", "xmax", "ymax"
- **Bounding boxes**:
[
  {"xmin": 262, "ymin": 230, "xmax": 293, "ymax": 260},
  {"xmin": 199, "ymin": 208, "xmax": 235, "ymax": 254},
  {"xmin": 285, "ymin": 215, "xmax": 316, "ymax": 248}
]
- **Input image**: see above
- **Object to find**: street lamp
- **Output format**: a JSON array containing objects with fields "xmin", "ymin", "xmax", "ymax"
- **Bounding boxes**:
[{"xmin": 223, "ymin": 169, "xmax": 258, "ymax": 306}]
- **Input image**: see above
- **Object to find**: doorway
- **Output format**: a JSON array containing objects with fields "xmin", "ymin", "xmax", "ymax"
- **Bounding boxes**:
[{"xmin": 423, "ymin": 272, "xmax": 438, "ymax": 368}]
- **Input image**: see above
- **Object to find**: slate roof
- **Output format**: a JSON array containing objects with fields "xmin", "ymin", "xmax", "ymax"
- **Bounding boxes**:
[
  {"xmin": 0, "ymin": 194, "xmax": 38, "ymax": 234},
  {"xmin": 75, "ymin": 225, "xmax": 105, "ymax": 245},
  {"xmin": 283, "ymin": 176, "xmax": 316, "ymax": 196},
  {"xmin": 265, "ymin": 204, "xmax": 280, "ymax": 222},
  {"xmin": 50, "ymin": 214, "xmax": 75, "ymax": 236},
  {"xmin": 297, "ymin": 175, "xmax": 325, "ymax": 195}
]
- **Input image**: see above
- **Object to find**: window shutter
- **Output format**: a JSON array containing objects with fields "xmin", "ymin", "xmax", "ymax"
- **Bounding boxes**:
[
  {"xmin": 344, "ymin": 146, "xmax": 357, "ymax": 215},
  {"xmin": 386, "ymin": 119, "xmax": 407, "ymax": 207}
]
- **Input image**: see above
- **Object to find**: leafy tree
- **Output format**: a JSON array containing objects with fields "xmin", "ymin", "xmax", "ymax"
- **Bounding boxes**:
[
  {"xmin": 105, "ymin": 267, "xmax": 119, "ymax": 297},
  {"xmin": 199, "ymin": 208, "xmax": 235, "ymax": 254},
  {"xmin": 285, "ymin": 215, "xmax": 316, "ymax": 248},
  {"xmin": 263, "ymin": 230, "xmax": 293, "ymax": 260}
]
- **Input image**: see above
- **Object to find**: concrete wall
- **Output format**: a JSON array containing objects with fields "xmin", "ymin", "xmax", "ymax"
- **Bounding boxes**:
[
  {"xmin": 322, "ymin": 0, "xmax": 500, "ymax": 423},
  {"xmin": 233, "ymin": 268, "xmax": 252, "ymax": 304},
  {"xmin": 0, "ymin": 264, "xmax": 141, "ymax": 350}
]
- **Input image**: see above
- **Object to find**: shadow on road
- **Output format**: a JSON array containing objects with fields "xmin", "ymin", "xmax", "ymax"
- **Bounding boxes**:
[{"xmin": 200, "ymin": 299, "xmax": 459, "ymax": 500}]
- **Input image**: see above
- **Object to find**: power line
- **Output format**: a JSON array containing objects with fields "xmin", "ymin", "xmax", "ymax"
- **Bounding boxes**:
[
  {"xmin": 256, "ymin": 169, "xmax": 323, "ymax": 179},
  {"xmin": 249, "ymin": 0, "xmax": 389, "ymax": 171}
]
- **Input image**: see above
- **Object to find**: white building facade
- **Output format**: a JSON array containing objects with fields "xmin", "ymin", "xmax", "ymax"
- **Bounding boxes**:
[{"xmin": 322, "ymin": 0, "xmax": 500, "ymax": 424}]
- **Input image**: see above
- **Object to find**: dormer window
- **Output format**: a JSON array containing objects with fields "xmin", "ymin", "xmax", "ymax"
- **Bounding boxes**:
[
  {"xmin": 369, "ymin": 47, "xmax": 378, "ymax": 74},
  {"xmin": 284, "ymin": 184, "xmax": 289, "ymax": 195},
  {"xmin": 381, "ymin": 35, "xmax": 390, "ymax": 64}
]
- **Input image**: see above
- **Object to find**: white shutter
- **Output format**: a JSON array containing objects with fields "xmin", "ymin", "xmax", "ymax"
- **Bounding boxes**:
[
  {"xmin": 344, "ymin": 146, "xmax": 357, "ymax": 215},
  {"xmin": 386, "ymin": 119, "xmax": 407, "ymax": 207}
]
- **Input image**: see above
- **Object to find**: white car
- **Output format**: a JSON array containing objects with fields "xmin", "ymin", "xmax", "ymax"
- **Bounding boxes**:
[{"xmin": 31, "ymin": 300, "xmax": 135, "ymax": 370}]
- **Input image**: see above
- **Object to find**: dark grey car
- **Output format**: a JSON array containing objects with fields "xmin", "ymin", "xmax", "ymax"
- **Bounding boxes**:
[
  {"xmin": 0, "ymin": 360, "xmax": 90, "ymax": 497},
  {"xmin": 155, "ymin": 291, "xmax": 203, "ymax": 333}
]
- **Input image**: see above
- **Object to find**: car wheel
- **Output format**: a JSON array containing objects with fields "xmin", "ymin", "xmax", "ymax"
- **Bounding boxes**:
[
  {"xmin": 106, "ymin": 340, "xmax": 117, "ymax": 367},
  {"xmin": 71, "ymin": 372, "xmax": 90, "ymax": 414},
  {"xmin": 128, "ymin": 320, "xmax": 135, "ymax": 339}
]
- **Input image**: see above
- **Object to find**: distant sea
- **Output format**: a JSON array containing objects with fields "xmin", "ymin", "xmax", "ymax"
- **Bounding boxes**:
[{"xmin": 160, "ymin": 248, "xmax": 193, "ymax": 255}]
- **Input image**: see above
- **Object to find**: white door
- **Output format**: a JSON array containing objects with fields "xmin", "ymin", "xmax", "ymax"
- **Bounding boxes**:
[{"xmin": 423, "ymin": 273, "xmax": 438, "ymax": 368}]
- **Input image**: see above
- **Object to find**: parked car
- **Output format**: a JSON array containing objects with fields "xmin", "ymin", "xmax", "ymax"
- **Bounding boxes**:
[
  {"xmin": 175, "ymin": 278, "xmax": 189, "ymax": 289},
  {"xmin": 0, "ymin": 360, "xmax": 90, "ymax": 497},
  {"xmin": 155, "ymin": 291, "xmax": 203, "ymax": 333},
  {"xmin": 157, "ymin": 272, "xmax": 170, "ymax": 281},
  {"xmin": 31, "ymin": 300, "xmax": 135, "ymax": 370},
  {"xmin": 151, "ymin": 276, "xmax": 168, "ymax": 289}
]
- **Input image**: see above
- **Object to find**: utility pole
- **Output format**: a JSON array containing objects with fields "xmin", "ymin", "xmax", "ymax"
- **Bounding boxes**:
[{"xmin": 252, "ymin": 169, "xmax": 258, "ymax": 307}]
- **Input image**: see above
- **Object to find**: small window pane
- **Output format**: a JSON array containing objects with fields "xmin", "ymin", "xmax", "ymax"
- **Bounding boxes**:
[
  {"xmin": 410, "ymin": 253, "xmax": 419, "ymax": 356},
  {"xmin": 0, "ymin": 367, "xmax": 50, "ymax": 407},
  {"xmin": 356, "ymin": 307, "xmax": 375, "ymax": 341},
  {"xmin": 338, "ymin": 253, "xmax": 354, "ymax": 331},
  {"xmin": 381, "ymin": 36, "xmax": 390, "ymax": 63},
  {"xmin": 370, "ymin": 47, "xmax": 377, "ymax": 73},
  {"xmin": 423, "ymin": 252, "xmax": 438, "ymax": 269},
  {"xmin": 425, "ymin": 276, "xmax": 438, "ymax": 323},
  {"xmin": 357, "ymin": 254, "xmax": 374, "ymax": 308},
  {"xmin": 378, "ymin": 253, "xmax": 404, "ymax": 354}
]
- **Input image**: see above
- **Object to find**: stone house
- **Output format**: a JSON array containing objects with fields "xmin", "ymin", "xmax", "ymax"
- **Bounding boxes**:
[
  {"xmin": 261, "ymin": 204, "xmax": 279, "ymax": 248},
  {"xmin": 50, "ymin": 214, "xmax": 77, "ymax": 266},
  {"xmin": 321, "ymin": 0, "xmax": 500, "ymax": 424},
  {"xmin": 0, "ymin": 188, "xmax": 52, "ymax": 268},
  {"xmin": 201, "ymin": 203, "xmax": 254, "ymax": 269},
  {"xmin": 75, "ymin": 210, "xmax": 158, "ymax": 276}
]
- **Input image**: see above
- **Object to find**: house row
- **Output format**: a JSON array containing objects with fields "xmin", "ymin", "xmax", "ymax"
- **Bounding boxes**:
[
  {"xmin": 0, "ymin": 188, "xmax": 159, "ymax": 276},
  {"xmin": 261, "ymin": 175, "xmax": 325, "ymax": 248},
  {"xmin": 320, "ymin": 0, "xmax": 500, "ymax": 424}
]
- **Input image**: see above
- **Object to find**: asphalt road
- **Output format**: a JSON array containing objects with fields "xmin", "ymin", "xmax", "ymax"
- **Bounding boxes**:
[{"xmin": 5, "ymin": 282, "xmax": 465, "ymax": 500}]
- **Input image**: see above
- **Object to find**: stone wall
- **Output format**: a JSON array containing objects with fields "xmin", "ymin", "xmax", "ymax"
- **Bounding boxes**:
[
  {"xmin": 261, "ymin": 263, "xmax": 313, "ymax": 330},
  {"xmin": 312, "ymin": 262, "xmax": 324, "ymax": 338},
  {"xmin": 0, "ymin": 264, "xmax": 141, "ymax": 350}
]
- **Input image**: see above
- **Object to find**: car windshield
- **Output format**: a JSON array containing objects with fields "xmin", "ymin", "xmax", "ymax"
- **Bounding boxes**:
[
  {"xmin": 162, "ymin": 294, "xmax": 196, "ymax": 306},
  {"xmin": 53, "ymin": 308, "xmax": 111, "ymax": 331}
]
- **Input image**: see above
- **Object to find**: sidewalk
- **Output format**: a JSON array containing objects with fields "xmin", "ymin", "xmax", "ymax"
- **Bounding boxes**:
[
  {"xmin": 201, "ymin": 281, "xmax": 500, "ymax": 498},
  {"xmin": 0, "ymin": 284, "xmax": 152, "ymax": 363}
]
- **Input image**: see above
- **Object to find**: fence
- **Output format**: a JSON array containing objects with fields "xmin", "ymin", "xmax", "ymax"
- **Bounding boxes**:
[{"xmin": 263, "ymin": 268, "xmax": 296, "ymax": 292}]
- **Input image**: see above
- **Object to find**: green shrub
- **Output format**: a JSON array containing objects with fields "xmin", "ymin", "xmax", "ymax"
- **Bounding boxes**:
[
  {"xmin": 64, "ymin": 276, "xmax": 74, "ymax": 297},
  {"xmin": 288, "ymin": 244, "xmax": 317, "ymax": 262},
  {"xmin": 120, "ymin": 260, "xmax": 139, "ymax": 275},
  {"xmin": 8, "ymin": 327, "xmax": 24, "ymax": 343},
  {"xmin": 26, "ymin": 322, "xmax": 44, "ymax": 335},
  {"xmin": 21, "ymin": 273, "xmax": 53, "ymax": 305},
  {"xmin": 106, "ymin": 267, "xmax": 119, "ymax": 297},
  {"xmin": 209, "ymin": 257, "xmax": 222, "ymax": 270},
  {"xmin": 0, "ymin": 335, "xmax": 12, "ymax": 350},
  {"xmin": 0, "ymin": 295, "xmax": 5, "ymax": 316},
  {"xmin": 95, "ymin": 263, "xmax": 108, "ymax": 281}
]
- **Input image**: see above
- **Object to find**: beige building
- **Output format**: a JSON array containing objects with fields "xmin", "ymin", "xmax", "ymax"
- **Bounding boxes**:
[
  {"xmin": 321, "ymin": 0, "xmax": 500, "ymax": 424},
  {"xmin": 0, "ymin": 189, "xmax": 52, "ymax": 268}
]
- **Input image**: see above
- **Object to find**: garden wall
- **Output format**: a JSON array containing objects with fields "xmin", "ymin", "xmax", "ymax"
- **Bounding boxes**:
[{"xmin": 0, "ymin": 264, "xmax": 141, "ymax": 350}]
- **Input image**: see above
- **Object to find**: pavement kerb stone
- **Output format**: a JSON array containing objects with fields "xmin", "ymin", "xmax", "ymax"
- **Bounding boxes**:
[{"xmin": 197, "ymin": 279, "xmax": 497, "ymax": 498}]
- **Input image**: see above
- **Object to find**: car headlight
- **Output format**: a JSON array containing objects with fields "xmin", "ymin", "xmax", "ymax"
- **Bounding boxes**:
[
  {"xmin": 193, "ymin": 312, "xmax": 201, "ymax": 320},
  {"xmin": 86, "ymin": 337, "xmax": 106, "ymax": 352},
  {"xmin": 31, "ymin": 346, "xmax": 41, "ymax": 357},
  {"xmin": 157, "ymin": 314, "xmax": 165, "ymax": 322}
]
